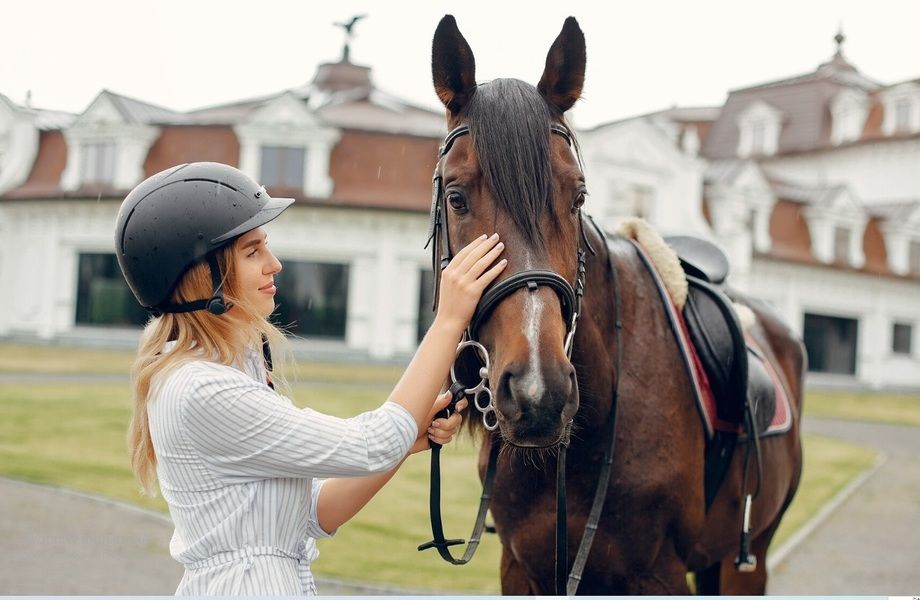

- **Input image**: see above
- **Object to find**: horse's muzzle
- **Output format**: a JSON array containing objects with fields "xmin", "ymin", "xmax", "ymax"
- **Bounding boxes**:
[{"xmin": 494, "ymin": 361, "xmax": 579, "ymax": 447}]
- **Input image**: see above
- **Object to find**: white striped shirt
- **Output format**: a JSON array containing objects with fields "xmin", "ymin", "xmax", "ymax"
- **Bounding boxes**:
[{"xmin": 147, "ymin": 345, "xmax": 417, "ymax": 595}]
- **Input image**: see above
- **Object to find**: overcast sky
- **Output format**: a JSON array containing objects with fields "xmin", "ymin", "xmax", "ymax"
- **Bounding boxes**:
[{"xmin": 4, "ymin": 0, "xmax": 919, "ymax": 128}]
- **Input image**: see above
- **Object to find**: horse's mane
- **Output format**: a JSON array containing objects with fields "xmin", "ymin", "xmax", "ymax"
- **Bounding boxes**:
[{"xmin": 464, "ymin": 79, "xmax": 556, "ymax": 247}]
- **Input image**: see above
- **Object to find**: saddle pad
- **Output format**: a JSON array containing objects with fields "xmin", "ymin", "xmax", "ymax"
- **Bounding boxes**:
[
  {"xmin": 630, "ymin": 240, "xmax": 792, "ymax": 439},
  {"xmin": 744, "ymin": 336, "xmax": 793, "ymax": 438}
]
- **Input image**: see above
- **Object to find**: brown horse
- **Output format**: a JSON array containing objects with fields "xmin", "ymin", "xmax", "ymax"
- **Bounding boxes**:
[{"xmin": 428, "ymin": 15, "xmax": 804, "ymax": 595}]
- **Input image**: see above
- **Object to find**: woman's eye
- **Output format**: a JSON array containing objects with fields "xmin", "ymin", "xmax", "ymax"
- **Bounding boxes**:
[{"xmin": 447, "ymin": 191, "xmax": 467, "ymax": 211}]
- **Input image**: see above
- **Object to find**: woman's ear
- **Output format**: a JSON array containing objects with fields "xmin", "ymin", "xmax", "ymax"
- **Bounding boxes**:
[
  {"xmin": 432, "ymin": 15, "xmax": 477, "ymax": 116},
  {"xmin": 537, "ymin": 17, "xmax": 586, "ymax": 114}
]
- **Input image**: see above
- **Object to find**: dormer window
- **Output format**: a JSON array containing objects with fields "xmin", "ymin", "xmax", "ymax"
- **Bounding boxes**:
[
  {"xmin": 0, "ymin": 94, "xmax": 43, "ymax": 196},
  {"xmin": 802, "ymin": 186, "xmax": 867, "ymax": 267},
  {"xmin": 895, "ymin": 98, "xmax": 913, "ymax": 132},
  {"xmin": 736, "ymin": 101, "xmax": 783, "ymax": 158},
  {"xmin": 80, "ymin": 141, "xmax": 116, "ymax": 185},
  {"xmin": 60, "ymin": 91, "xmax": 162, "ymax": 192},
  {"xmin": 911, "ymin": 240, "xmax": 920, "ymax": 274},
  {"xmin": 235, "ymin": 92, "xmax": 341, "ymax": 198},
  {"xmin": 833, "ymin": 226, "xmax": 850, "ymax": 262},
  {"xmin": 260, "ymin": 145, "xmax": 306, "ymax": 189},
  {"xmin": 880, "ymin": 82, "xmax": 920, "ymax": 135},
  {"xmin": 830, "ymin": 88, "xmax": 870, "ymax": 145}
]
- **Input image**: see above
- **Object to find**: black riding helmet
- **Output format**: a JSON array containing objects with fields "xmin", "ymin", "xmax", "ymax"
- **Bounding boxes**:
[{"xmin": 115, "ymin": 162, "xmax": 294, "ymax": 315}]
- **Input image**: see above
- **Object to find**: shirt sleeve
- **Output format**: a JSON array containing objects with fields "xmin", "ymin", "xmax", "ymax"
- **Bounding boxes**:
[
  {"xmin": 174, "ymin": 361, "xmax": 418, "ymax": 481},
  {"xmin": 306, "ymin": 478, "xmax": 335, "ymax": 539}
]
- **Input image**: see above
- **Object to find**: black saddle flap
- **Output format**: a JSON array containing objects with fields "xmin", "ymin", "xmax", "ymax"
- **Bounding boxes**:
[{"xmin": 683, "ymin": 276, "xmax": 748, "ymax": 423}]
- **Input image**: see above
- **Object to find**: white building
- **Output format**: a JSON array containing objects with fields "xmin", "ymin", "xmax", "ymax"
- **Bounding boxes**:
[
  {"xmin": 1, "ymin": 33, "xmax": 918, "ymax": 387},
  {"xmin": 0, "ymin": 60, "xmax": 445, "ymax": 361},
  {"xmin": 579, "ymin": 33, "xmax": 920, "ymax": 389}
]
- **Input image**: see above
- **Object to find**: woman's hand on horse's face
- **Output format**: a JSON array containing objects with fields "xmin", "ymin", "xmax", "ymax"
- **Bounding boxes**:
[
  {"xmin": 410, "ymin": 393, "xmax": 468, "ymax": 454},
  {"xmin": 437, "ymin": 233, "xmax": 508, "ymax": 332}
]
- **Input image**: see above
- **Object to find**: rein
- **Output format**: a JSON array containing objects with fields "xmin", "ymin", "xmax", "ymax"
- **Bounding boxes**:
[{"xmin": 419, "ymin": 123, "xmax": 623, "ymax": 595}]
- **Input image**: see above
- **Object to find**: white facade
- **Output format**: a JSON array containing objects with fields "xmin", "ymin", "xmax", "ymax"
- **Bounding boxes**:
[
  {"xmin": 579, "ymin": 118, "xmax": 711, "ymax": 238},
  {"xmin": 761, "ymin": 137, "xmax": 920, "ymax": 205},
  {"xmin": 748, "ymin": 259, "xmax": 920, "ymax": 389},
  {"xmin": 0, "ymin": 94, "xmax": 40, "ymax": 195},
  {"xmin": 0, "ymin": 198, "xmax": 431, "ymax": 361}
]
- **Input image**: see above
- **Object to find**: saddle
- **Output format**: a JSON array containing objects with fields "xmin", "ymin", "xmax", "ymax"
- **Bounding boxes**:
[{"xmin": 665, "ymin": 236, "xmax": 775, "ymax": 434}]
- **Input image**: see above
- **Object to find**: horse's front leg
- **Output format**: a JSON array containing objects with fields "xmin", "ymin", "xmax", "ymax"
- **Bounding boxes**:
[
  {"xmin": 623, "ymin": 541, "xmax": 693, "ymax": 595},
  {"xmin": 500, "ymin": 547, "xmax": 539, "ymax": 595}
]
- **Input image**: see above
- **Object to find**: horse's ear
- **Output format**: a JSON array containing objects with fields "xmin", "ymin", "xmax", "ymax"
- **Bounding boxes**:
[
  {"xmin": 538, "ymin": 17, "xmax": 586, "ymax": 114},
  {"xmin": 432, "ymin": 15, "xmax": 477, "ymax": 115}
]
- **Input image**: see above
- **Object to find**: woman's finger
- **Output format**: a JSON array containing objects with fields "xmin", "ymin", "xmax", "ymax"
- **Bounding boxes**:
[
  {"xmin": 455, "ymin": 234, "xmax": 500, "ymax": 273},
  {"xmin": 475, "ymin": 259, "xmax": 509, "ymax": 291},
  {"xmin": 468, "ymin": 241, "xmax": 506, "ymax": 279},
  {"xmin": 449, "ymin": 233, "xmax": 489, "ymax": 265}
]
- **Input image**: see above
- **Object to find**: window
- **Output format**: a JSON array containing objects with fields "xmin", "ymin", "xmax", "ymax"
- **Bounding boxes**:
[
  {"xmin": 736, "ymin": 101, "xmax": 782, "ymax": 157},
  {"xmin": 417, "ymin": 269, "xmax": 435, "ymax": 343},
  {"xmin": 910, "ymin": 241, "xmax": 920, "ymax": 274},
  {"xmin": 895, "ymin": 98, "xmax": 913, "ymax": 132},
  {"xmin": 833, "ymin": 227, "xmax": 850, "ymax": 263},
  {"xmin": 75, "ymin": 253, "xmax": 148, "ymax": 327},
  {"xmin": 803, "ymin": 313, "xmax": 859, "ymax": 375},
  {"xmin": 272, "ymin": 261, "xmax": 348, "ymax": 338},
  {"xmin": 892, "ymin": 322, "xmax": 913, "ymax": 355},
  {"xmin": 260, "ymin": 145, "xmax": 305, "ymax": 189},
  {"xmin": 750, "ymin": 121, "xmax": 766, "ymax": 155},
  {"xmin": 80, "ymin": 142, "xmax": 115, "ymax": 185},
  {"xmin": 616, "ymin": 183, "xmax": 655, "ymax": 220}
]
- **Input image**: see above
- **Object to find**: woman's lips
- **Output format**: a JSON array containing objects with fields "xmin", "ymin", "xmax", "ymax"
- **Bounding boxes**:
[{"xmin": 259, "ymin": 284, "xmax": 276, "ymax": 294}]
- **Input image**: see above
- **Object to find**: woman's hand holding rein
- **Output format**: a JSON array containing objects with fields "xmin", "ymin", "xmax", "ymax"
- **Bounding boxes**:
[{"xmin": 316, "ymin": 235, "xmax": 504, "ymax": 533}]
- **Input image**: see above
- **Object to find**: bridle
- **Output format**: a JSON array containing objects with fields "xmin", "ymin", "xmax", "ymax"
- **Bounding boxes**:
[
  {"xmin": 420, "ymin": 121, "xmax": 623, "ymax": 596},
  {"xmin": 425, "ymin": 121, "xmax": 594, "ymax": 431}
]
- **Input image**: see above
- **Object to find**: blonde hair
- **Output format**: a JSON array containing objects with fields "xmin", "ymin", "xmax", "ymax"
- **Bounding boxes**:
[{"xmin": 128, "ymin": 239, "xmax": 287, "ymax": 494}]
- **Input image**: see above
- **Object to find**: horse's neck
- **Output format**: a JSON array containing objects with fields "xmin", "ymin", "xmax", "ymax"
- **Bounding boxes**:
[{"xmin": 571, "ymin": 235, "xmax": 690, "ymax": 446}]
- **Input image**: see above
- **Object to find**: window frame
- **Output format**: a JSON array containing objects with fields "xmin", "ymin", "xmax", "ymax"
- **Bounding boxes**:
[
  {"xmin": 892, "ymin": 322, "xmax": 913, "ymax": 356},
  {"xmin": 259, "ymin": 144, "xmax": 307, "ymax": 190},
  {"xmin": 271, "ymin": 259, "xmax": 350, "ymax": 340}
]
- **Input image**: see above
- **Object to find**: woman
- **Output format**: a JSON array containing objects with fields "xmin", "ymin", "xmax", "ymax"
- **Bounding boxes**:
[{"xmin": 114, "ymin": 162, "xmax": 507, "ymax": 595}]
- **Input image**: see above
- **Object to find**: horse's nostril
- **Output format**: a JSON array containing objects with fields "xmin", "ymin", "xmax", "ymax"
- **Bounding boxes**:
[{"xmin": 496, "ymin": 369, "xmax": 523, "ymax": 420}]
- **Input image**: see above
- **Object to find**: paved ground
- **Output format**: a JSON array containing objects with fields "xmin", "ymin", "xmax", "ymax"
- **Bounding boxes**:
[
  {"xmin": 1, "ymin": 417, "xmax": 917, "ymax": 595},
  {"xmin": 768, "ymin": 418, "xmax": 920, "ymax": 595},
  {"xmin": 0, "ymin": 478, "xmax": 418, "ymax": 595}
]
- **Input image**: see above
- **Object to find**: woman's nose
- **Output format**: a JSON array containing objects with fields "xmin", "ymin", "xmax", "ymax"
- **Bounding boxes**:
[{"xmin": 266, "ymin": 251, "xmax": 282, "ymax": 274}]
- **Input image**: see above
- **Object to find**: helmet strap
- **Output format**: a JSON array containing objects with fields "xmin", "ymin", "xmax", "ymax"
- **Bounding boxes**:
[{"xmin": 154, "ymin": 252, "xmax": 234, "ymax": 316}]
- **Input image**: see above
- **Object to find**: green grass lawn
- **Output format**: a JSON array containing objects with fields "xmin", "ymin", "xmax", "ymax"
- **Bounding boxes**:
[
  {"xmin": 805, "ymin": 389, "xmax": 920, "ymax": 427},
  {"xmin": 0, "ymin": 342, "xmax": 907, "ymax": 591},
  {"xmin": 770, "ymin": 434, "xmax": 875, "ymax": 551},
  {"xmin": 0, "ymin": 342, "xmax": 404, "ymax": 385}
]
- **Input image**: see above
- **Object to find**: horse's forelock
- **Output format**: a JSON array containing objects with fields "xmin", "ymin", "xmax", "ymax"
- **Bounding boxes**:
[{"xmin": 465, "ymin": 79, "xmax": 556, "ymax": 246}]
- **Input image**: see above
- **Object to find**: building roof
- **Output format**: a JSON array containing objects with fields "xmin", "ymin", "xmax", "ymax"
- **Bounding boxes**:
[
  {"xmin": 702, "ymin": 33, "xmax": 886, "ymax": 159},
  {"xmin": 101, "ymin": 90, "xmax": 192, "ymax": 125},
  {"xmin": 189, "ymin": 60, "xmax": 445, "ymax": 137}
]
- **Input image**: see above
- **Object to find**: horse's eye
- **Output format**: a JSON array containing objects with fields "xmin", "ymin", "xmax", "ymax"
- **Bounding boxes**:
[
  {"xmin": 573, "ymin": 188, "xmax": 588, "ymax": 212},
  {"xmin": 447, "ymin": 191, "xmax": 468, "ymax": 212}
]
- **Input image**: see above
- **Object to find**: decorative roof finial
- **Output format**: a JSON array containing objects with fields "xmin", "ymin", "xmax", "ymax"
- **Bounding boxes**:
[
  {"xmin": 333, "ymin": 14, "xmax": 367, "ymax": 63},
  {"xmin": 834, "ymin": 25, "xmax": 845, "ymax": 56}
]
